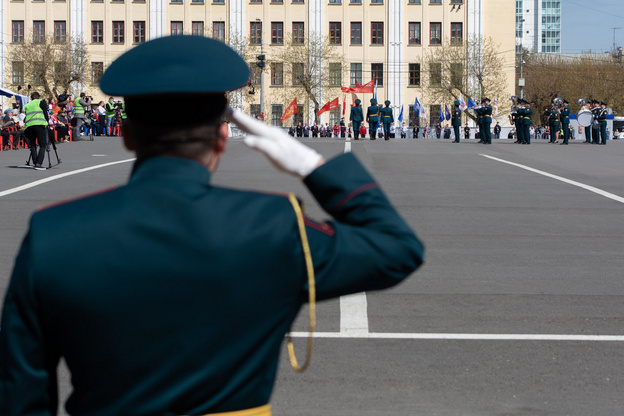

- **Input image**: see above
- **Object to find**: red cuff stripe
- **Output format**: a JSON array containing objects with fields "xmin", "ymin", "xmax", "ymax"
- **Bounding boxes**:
[{"xmin": 332, "ymin": 183, "xmax": 379, "ymax": 211}]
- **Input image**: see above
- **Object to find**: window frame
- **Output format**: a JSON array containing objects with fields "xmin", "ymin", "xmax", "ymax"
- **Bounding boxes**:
[
  {"xmin": 408, "ymin": 63, "xmax": 421, "ymax": 86},
  {"xmin": 430, "ymin": 22, "xmax": 442, "ymax": 45},
  {"xmin": 451, "ymin": 22, "xmax": 463, "ymax": 45},
  {"xmin": 33, "ymin": 21, "xmax": 45, "ymax": 44},
  {"xmin": 371, "ymin": 22, "xmax": 383, "ymax": 45},
  {"xmin": 371, "ymin": 63, "xmax": 383, "ymax": 86},
  {"xmin": 271, "ymin": 62, "xmax": 284, "ymax": 86},
  {"xmin": 292, "ymin": 22, "xmax": 305, "ymax": 45},
  {"xmin": 92, "ymin": 21, "xmax": 104, "ymax": 44},
  {"xmin": 112, "ymin": 21, "xmax": 125, "ymax": 44},
  {"xmin": 212, "ymin": 21, "xmax": 225, "ymax": 41},
  {"xmin": 271, "ymin": 22, "xmax": 283, "ymax": 45},
  {"xmin": 329, "ymin": 22, "xmax": 342, "ymax": 45},
  {"xmin": 350, "ymin": 63, "xmax": 362, "ymax": 86},
  {"xmin": 192, "ymin": 21, "xmax": 204, "ymax": 36},
  {"xmin": 171, "ymin": 21, "xmax": 183, "ymax": 36},
  {"xmin": 350, "ymin": 22, "xmax": 362, "ymax": 45},
  {"xmin": 408, "ymin": 22, "xmax": 421, "ymax": 45},
  {"xmin": 12, "ymin": 21, "xmax": 24, "ymax": 44},
  {"xmin": 250, "ymin": 22, "xmax": 262, "ymax": 45},
  {"xmin": 133, "ymin": 21, "xmax": 146, "ymax": 43}
]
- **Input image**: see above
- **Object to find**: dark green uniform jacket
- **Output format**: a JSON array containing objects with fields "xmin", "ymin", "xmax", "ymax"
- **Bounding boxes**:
[
  {"xmin": 366, "ymin": 106, "xmax": 379, "ymax": 123},
  {"xmin": 0, "ymin": 153, "xmax": 424, "ymax": 416},
  {"xmin": 350, "ymin": 105, "xmax": 363, "ymax": 122}
]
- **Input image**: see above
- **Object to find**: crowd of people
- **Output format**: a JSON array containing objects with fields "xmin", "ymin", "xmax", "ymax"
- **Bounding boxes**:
[{"xmin": 1, "ymin": 94, "xmax": 126, "ymax": 167}]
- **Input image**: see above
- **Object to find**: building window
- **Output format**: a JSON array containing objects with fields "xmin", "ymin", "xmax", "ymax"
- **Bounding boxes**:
[
  {"xmin": 171, "ymin": 0, "xmax": 182, "ymax": 3},
  {"xmin": 271, "ymin": 104, "xmax": 283, "ymax": 126},
  {"xmin": 191, "ymin": 0, "xmax": 205, "ymax": 3},
  {"xmin": 408, "ymin": 0, "xmax": 421, "ymax": 3},
  {"xmin": 292, "ymin": 22, "xmax": 304, "ymax": 45},
  {"xmin": 50, "ymin": 25, "xmax": 66, "ymax": 44},
  {"xmin": 329, "ymin": 0, "xmax": 341, "ymax": 3},
  {"xmin": 32, "ymin": 62, "xmax": 45, "ymax": 85},
  {"xmin": 450, "ymin": 0, "xmax": 463, "ymax": 3},
  {"xmin": 213, "ymin": 0, "xmax": 225, "ymax": 3},
  {"xmin": 408, "ymin": 63, "xmax": 420, "ymax": 86},
  {"xmin": 250, "ymin": 0, "xmax": 261, "ymax": 3},
  {"xmin": 251, "ymin": 66, "xmax": 261, "ymax": 87},
  {"xmin": 271, "ymin": 22, "xmax": 283, "ymax": 45},
  {"xmin": 33, "ymin": 21, "xmax": 45, "ymax": 44},
  {"xmin": 329, "ymin": 63, "xmax": 342, "ymax": 87},
  {"xmin": 430, "ymin": 0, "xmax": 441, "ymax": 3},
  {"xmin": 430, "ymin": 22, "xmax": 441, "ymax": 45},
  {"xmin": 12, "ymin": 61, "xmax": 24, "ymax": 85},
  {"xmin": 192, "ymin": 21, "xmax": 204, "ymax": 36},
  {"xmin": 429, "ymin": 105, "xmax": 441, "ymax": 126},
  {"xmin": 113, "ymin": 21, "xmax": 125, "ymax": 44},
  {"xmin": 350, "ymin": 63, "xmax": 362, "ymax": 86},
  {"xmin": 329, "ymin": 22, "xmax": 341, "ymax": 45},
  {"xmin": 408, "ymin": 105, "xmax": 420, "ymax": 127},
  {"xmin": 213, "ymin": 22, "xmax": 225, "ymax": 41},
  {"xmin": 250, "ymin": 104, "xmax": 261, "ymax": 119},
  {"xmin": 371, "ymin": 22, "xmax": 383, "ymax": 45},
  {"xmin": 91, "ymin": 62, "xmax": 104, "ymax": 85},
  {"xmin": 12, "ymin": 21, "xmax": 24, "ymax": 43},
  {"xmin": 271, "ymin": 63, "xmax": 283, "ymax": 86},
  {"xmin": 294, "ymin": 105, "xmax": 304, "ymax": 125},
  {"xmin": 250, "ymin": 22, "xmax": 262, "ymax": 45},
  {"xmin": 92, "ymin": 21, "xmax": 103, "ymax": 44},
  {"xmin": 429, "ymin": 63, "xmax": 441, "ymax": 86},
  {"xmin": 292, "ymin": 0, "xmax": 304, "ymax": 3},
  {"xmin": 171, "ymin": 22, "xmax": 183, "ymax": 36},
  {"xmin": 450, "ymin": 63, "xmax": 463, "ymax": 88},
  {"xmin": 350, "ymin": 0, "xmax": 361, "ymax": 3},
  {"xmin": 408, "ymin": 22, "xmax": 421, "ymax": 45},
  {"xmin": 350, "ymin": 22, "xmax": 362, "ymax": 45},
  {"xmin": 133, "ymin": 21, "xmax": 146, "ymax": 43},
  {"xmin": 329, "ymin": 107, "xmax": 341, "ymax": 126},
  {"xmin": 371, "ymin": 63, "xmax": 383, "ymax": 86},
  {"xmin": 370, "ymin": 0, "xmax": 383, "ymax": 3},
  {"xmin": 451, "ymin": 22, "xmax": 462, "ymax": 44},
  {"xmin": 292, "ymin": 63, "xmax": 304, "ymax": 86}
]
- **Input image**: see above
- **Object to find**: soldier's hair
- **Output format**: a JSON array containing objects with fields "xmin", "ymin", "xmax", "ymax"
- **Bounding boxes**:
[{"xmin": 124, "ymin": 93, "xmax": 228, "ymax": 160}]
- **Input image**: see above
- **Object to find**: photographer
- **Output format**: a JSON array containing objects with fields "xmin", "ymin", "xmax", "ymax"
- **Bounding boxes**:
[
  {"xmin": 22, "ymin": 91, "xmax": 49, "ymax": 169},
  {"xmin": 72, "ymin": 92, "xmax": 92, "ymax": 141},
  {"xmin": 105, "ymin": 97, "xmax": 116, "ymax": 135}
]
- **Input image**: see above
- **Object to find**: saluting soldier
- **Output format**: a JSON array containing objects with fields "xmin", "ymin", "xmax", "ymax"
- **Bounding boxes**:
[
  {"xmin": 350, "ymin": 99, "xmax": 364, "ymax": 140},
  {"xmin": 380, "ymin": 100, "xmax": 394, "ymax": 141},
  {"xmin": 560, "ymin": 99, "xmax": 570, "ymax": 145},
  {"xmin": 451, "ymin": 100, "xmax": 462, "ymax": 143},
  {"xmin": 0, "ymin": 36, "xmax": 425, "ymax": 416},
  {"xmin": 598, "ymin": 101, "xmax": 608, "ymax": 145},
  {"xmin": 366, "ymin": 98, "xmax": 380, "ymax": 140}
]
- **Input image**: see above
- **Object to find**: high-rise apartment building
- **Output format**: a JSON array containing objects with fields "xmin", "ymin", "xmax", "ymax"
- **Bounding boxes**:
[
  {"xmin": 516, "ymin": 0, "xmax": 561, "ymax": 53},
  {"xmin": 1, "ymin": 0, "xmax": 515, "ymax": 126}
]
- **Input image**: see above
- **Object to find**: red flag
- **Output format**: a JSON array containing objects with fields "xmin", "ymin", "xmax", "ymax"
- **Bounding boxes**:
[
  {"xmin": 351, "ymin": 93, "xmax": 359, "ymax": 106},
  {"xmin": 317, "ymin": 97, "xmax": 339, "ymax": 116},
  {"xmin": 341, "ymin": 86, "xmax": 354, "ymax": 93},
  {"xmin": 280, "ymin": 98, "xmax": 298, "ymax": 122},
  {"xmin": 342, "ymin": 95, "xmax": 346, "ymax": 116},
  {"xmin": 351, "ymin": 79, "xmax": 374, "ymax": 94}
]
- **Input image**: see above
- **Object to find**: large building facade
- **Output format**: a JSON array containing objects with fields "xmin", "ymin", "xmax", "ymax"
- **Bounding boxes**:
[
  {"xmin": 2, "ymin": 0, "xmax": 515, "ymax": 126},
  {"xmin": 516, "ymin": 0, "xmax": 561, "ymax": 53}
]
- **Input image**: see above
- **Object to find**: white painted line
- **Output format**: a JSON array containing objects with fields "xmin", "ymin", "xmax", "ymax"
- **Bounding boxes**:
[
  {"xmin": 0, "ymin": 158, "xmax": 136, "ymax": 198},
  {"xmin": 344, "ymin": 141, "xmax": 351, "ymax": 153},
  {"xmin": 92, "ymin": 154, "xmax": 108, "ymax": 157},
  {"xmin": 481, "ymin": 154, "xmax": 624, "ymax": 204},
  {"xmin": 339, "ymin": 293, "xmax": 369, "ymax": 335},
  {"xmin": 290, "ymin": 332, "xmax": 624, "ymax": 342}
]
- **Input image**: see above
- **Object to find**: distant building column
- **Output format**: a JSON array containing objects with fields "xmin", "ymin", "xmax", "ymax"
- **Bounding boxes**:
[
  {"xmin": 229, "ymin": 0, "xmax": 246, "ymax": 110},
  {"xmin": 70, "ymin": 0, "xmax": 87, "ymax": 95},
  {"xmin": 150, "ymin": 0, "xmax": 166, "ymax": 40},
  {"xmin": 0, "ymin": 0, "xmax": 6, "ymax": 94},
  {"xmin": 388, "ymin": 0, "xmax": 403, "ymax": 116},
  {"xmin": 467, "ymin": 0, "xmax": 484, "ymax": 101},
  {"xmin": 309, "ymin": 0, "xmax": 324, "ymax": 123}
]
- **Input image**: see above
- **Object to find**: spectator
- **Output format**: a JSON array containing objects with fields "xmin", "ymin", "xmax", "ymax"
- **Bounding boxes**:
[{"xmin": 97, "ymin": 101, "xmax": 107, "ymax": 136}]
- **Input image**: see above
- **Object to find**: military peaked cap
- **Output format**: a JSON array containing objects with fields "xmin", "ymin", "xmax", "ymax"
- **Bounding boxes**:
[
  {"xmin": 370, "ymin": 99, "xmax": 377, "ymax": 105},
  {"xmin": 100, "ymin": 36, "xmax": 250, "ymax": 97},
  {"xmin": 454, "ymin": 100, "xmax": 460, "ymax": 106},
  {"xmin": 355, "ymin": 99, "xmax": 361, "ymax": 105},
  {"xmin": 384, "ymin": 100, "xmax": 391, "ymax": 106}
]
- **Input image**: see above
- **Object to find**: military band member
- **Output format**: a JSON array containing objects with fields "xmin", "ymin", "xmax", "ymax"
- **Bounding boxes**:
[
  {"xmin": 559, "ymin": 99, "xmax": 570, "ymax": 145},
  {"xmin": 475, "ymin": 101, "xmax": 484, "ymax": 143},
  {"xmin": 0, "ymin": 35, "xmax": 424, "ymax": 416},
  {"xmin": 520, "ymin": 100, "xmax": 533, "ymax": 144},
  {"xmin": 366, "ymin": 98, "xmax": 380, "ymax": 140},
  {"xmin": 516, "ymin": 99, "xmax": 527, "ymax": 144},
  {"xmin": 591, "ymin": 100, "xmax": 601, "ymax": 144},
  {"xmin": 480, "ymin": 98, "xmax": 493, "ymax": 144},
  {"xmin": 350, "ymin": 99, "xmax": 364, "ymax": 140},
  {"xmin": 451, "ymin": 101, "xmax": 461, "ymax": 143},
  {"xmin": 598, "ymin": 101, "xmax": 608, "ymax": 145},
  {"xmin": 581, "ymin": 100, "xmax": 592, "ymax": 143},
  {"xmin": 380, "ymin": 100, "xmax": 394, "ymax": 141}
]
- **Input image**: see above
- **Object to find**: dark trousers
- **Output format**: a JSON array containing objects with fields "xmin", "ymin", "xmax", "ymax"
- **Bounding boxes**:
[
  {"xmin": 600, "ymin": 121, "xmax": 607, "ymax": 144},
  {"xmin": 353, "ymin": 121, "xmax": 361, "ymax": 140},
  {"xmin": 562, "ymin": 122, "xmax": 570, "ymax": 144},
  {"xmin": 516, "ymin": 122, "xmax": 524, "ymax": 143},
  {"xmin": 368, "ymin": 121, "xmax": 379, "ymax": 139},
  {"xmin": 24, "ymin": 125, "xmax": 48, "ymax": 166},
  {"xmin": 592, "ymin": 125, "xmax": 600, "ymax": 143},
  {"xmin": 522, "ymin": 124, "xmax": 531, "ymax": 144},
  {"xmin": 383, "ymin": 121, "xmax": 392, "ymax": 140},
  {"xmin": 584, "ymin": 127, "xmax": 591, "ymax": 142},
  {"xmin": 482, "ymin": 122, "xmax": 492, "ymax": 144},
  {"xmin": 453, "ymin": 126, "xmax": 460, "ymax": 142}
]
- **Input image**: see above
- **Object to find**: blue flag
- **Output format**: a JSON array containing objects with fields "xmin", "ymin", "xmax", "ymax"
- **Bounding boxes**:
[
  {"xmin": 445, "ymin": 104, "xmax": 451, "ymax": 121},
  {"xmin": 467, "ymin": 98, "xmax": 477, "ymax": 109},
  {"xmin": 414, "ymin": 96, "xmax": 420, "ymax": 113},
  {"xmin": 439, "ymin": 106, "xmax": 444, "ymax": 123},
  {"xmin": 398, "ymin": 105, "xmax": 404, "ymax": 122}
]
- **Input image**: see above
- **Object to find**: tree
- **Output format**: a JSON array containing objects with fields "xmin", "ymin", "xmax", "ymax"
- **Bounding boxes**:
[
  {"xmin": 522, "ymin": 53, "xmax": 624, "ymax": 122},
  {"xmin": 7, "ymin": 35, "xmax": 88, "ymax": 99},
  {"xmin": 424, "ymin": 36, "xmax": 510, "ymax": 120},
  {"xmin": 246, "ymin": 33, "xmax": 346, "ymax": 125}
]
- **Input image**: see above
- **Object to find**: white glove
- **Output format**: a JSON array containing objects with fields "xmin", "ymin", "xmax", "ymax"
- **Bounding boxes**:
[{"xmin": 226, "ymin": 107, "xmax": 324, "ymax": 178}]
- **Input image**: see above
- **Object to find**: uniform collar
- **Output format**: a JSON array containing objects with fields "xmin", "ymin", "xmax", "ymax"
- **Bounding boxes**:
[{"xmin": 129, "ymin": 156, "xmax": 212, "ymax": 185}]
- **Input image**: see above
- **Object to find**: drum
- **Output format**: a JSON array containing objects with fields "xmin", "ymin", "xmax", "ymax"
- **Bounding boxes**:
[{"xmin": 577, "ymin": 109, "xmax": 593, "ymax": 127}]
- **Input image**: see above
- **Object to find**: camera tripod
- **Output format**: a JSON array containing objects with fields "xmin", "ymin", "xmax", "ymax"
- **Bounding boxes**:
[{"xmin": 25, "ymin": 129, "xmax": 62, "ymax": 169}]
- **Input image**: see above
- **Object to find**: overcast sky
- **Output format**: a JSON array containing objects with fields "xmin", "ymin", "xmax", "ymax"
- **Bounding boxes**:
[{"xmin": 561, "ymin": 0, "xmax": 624, "ymax": 53}]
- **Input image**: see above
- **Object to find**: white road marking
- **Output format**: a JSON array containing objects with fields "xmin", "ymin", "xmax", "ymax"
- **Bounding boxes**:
[
  {"xmin": 481, "ymin": 154, "xmax": 624, "ymax": 204},
  {"xmin": 0, "ymin": 158, "xmax": 136, "ymax": 198},
  {"xmin": 338, "ymin": 137, "xmax": 370, "ymax": 335},
  {"xmin": 290, "ymin": 332, "xmax": 624, "ymax": 342}
]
